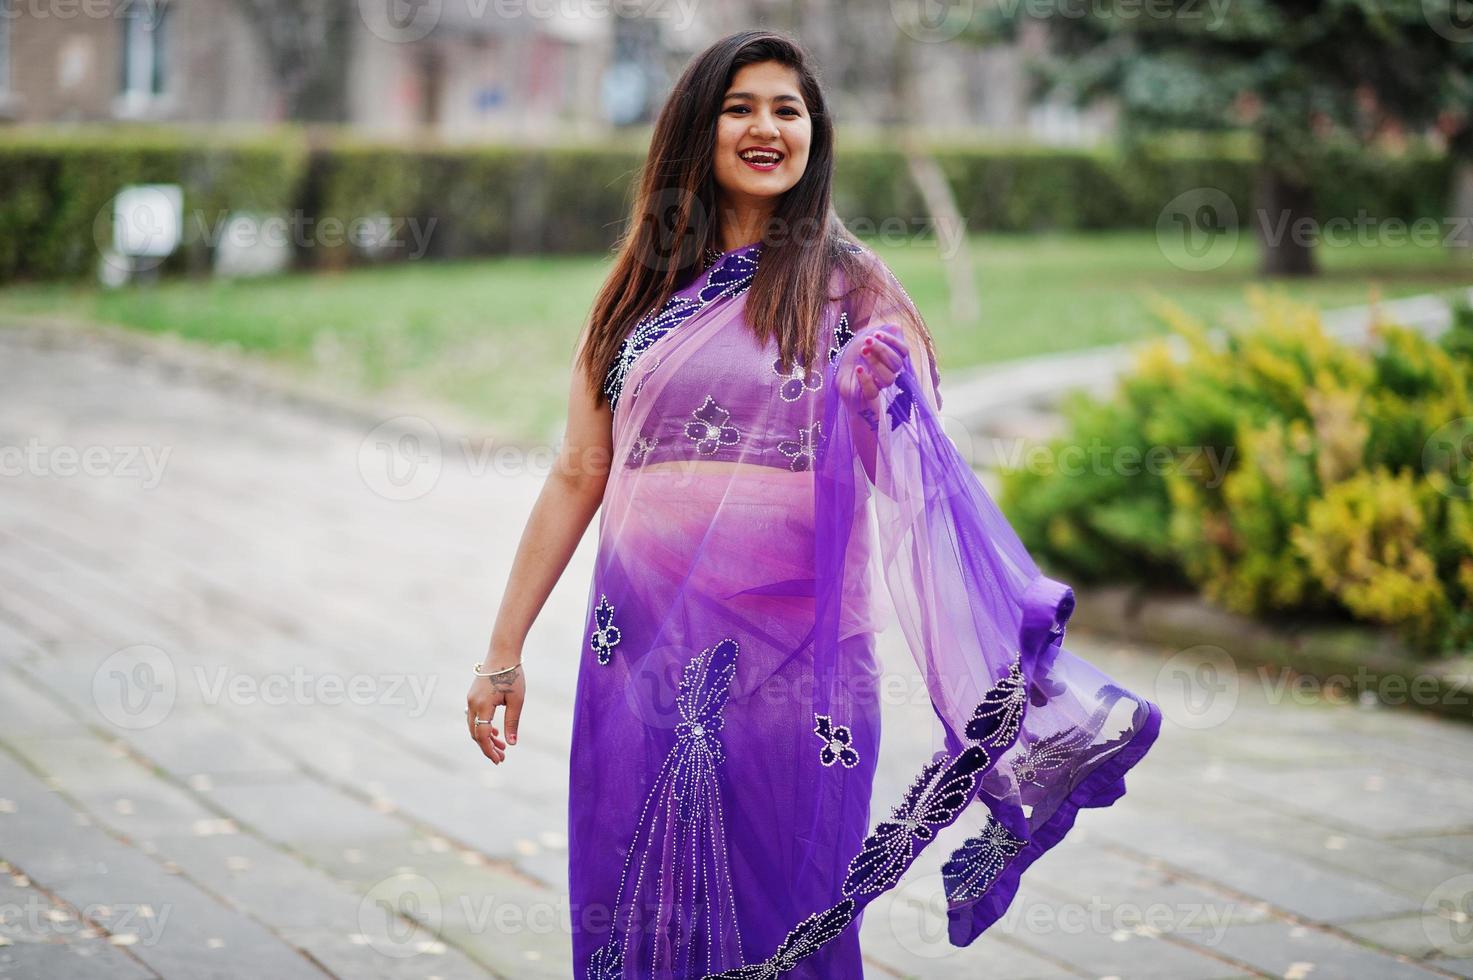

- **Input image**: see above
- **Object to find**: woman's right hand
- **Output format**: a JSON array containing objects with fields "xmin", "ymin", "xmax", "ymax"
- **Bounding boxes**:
[{"xmin": 466, "ymin": 655, "xmax": 525, "ymax": 765}]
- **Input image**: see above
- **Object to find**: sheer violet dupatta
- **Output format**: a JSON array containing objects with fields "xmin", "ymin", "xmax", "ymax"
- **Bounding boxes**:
[
  {"xmin": 811, "ymin": 266, "xmax": 1162, "ymax": 948},
  {"xmin": 570, "ymin": 242, "xmax": 1160, "ymax": 980}
]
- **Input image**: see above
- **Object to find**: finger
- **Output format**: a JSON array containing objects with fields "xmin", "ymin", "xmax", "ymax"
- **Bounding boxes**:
[
  {"xmin": 465, "ymin": 703, "xmax": 479, "ymax": 741},
  {"xmin": 504, "ymin": 695, "xmax": 523, "ymax": 746},
  {"xmin": 867, "ymin": 360, "xmax": 898, "ymax": 388},
  {"xmin": 872, "ymin": 329, "xmax": 909, "ymax": 359},
  {"xmin": 479, "ymin": 732, "xmax": 505, "ymax": 763},
  {"xmin": 861, "ymin": 340, "xmax": 902, "ymax": 374},
  {"xmin": 856, "ymin": 365, "xmax": 879, "ymax": 401}
]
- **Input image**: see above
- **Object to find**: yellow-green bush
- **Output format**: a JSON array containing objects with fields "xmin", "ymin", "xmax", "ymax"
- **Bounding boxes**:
[{"xmin": 1002, "ymin": 293, "xmax": 1473, "ymax": 653}]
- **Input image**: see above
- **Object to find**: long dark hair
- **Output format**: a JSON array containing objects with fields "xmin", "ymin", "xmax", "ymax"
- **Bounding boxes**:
[{"xmin": 578, "ymin": 29, "xmax": 933, "ymax": 407}]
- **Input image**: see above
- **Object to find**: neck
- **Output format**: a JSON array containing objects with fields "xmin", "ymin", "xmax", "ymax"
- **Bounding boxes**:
[{"xmin": 714, "ymin": 198, "xmax": 775, "ymax": 252}]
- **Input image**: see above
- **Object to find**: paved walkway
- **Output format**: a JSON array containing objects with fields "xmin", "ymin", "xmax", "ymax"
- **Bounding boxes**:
[{"xmin": 1, "ymin": 325, "xmax": 1472, "ymax": 979}]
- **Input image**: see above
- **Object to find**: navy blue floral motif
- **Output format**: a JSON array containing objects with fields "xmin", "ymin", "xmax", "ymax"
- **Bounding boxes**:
[
  {"xmin": 841, "ymin": 746, "xmax": 990, "ymax": 898},
  {"xmin": 886, "ymin": 371, "xmax": 915, "ymax": 427},
  {"xmin": 685, "ymin": 395, "xmax": 742, "ymax": 455},
  {"xmin": 777, "ymin": 421, "xmax": 822, "ymax": 473},
  {"xmin": 827, "ymin": 311, "xmax": 855, "ymax": 364},
  {"xmin": 773, "ymin": 356, "xmax": 823, "ymax": 401},
  {"xmin": 702, "ymin": 899, "xmax": 856, "ymax": 980},
  {"xmin": 941, "ymin": 818, "xmax": 1026, "ymax": 904},
  {"xmin": 589, "ymin": 594, "xmax": 622, "ymax": 665},
  {"xmin": 698, "ymin": 247, "xmax": 761, "ymax": 303},
  {"xmin": 965, "ymin": 655, "xmax": 1026, "ymax": 747},
  {"xmin": 602, "ymin": 247, "xmax": 762, "ymax": 413},
  {"xmin": 675, "ymin": 637, "xmax": 739, "ymax": 764},
  {"xmin": 813, "ymin": 713, "xmax": 859, "ymax": 768}
]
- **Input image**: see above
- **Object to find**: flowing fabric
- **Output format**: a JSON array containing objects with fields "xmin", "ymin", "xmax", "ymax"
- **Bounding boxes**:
[{"xmin": 567, "ymin": 241, "xmax": 1161, "ymax": 979}]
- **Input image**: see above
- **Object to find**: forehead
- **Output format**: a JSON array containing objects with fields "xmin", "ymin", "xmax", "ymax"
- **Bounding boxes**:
[{"xmin": 724, "ymin": 61, "xmax": 804, "ymax": 100}]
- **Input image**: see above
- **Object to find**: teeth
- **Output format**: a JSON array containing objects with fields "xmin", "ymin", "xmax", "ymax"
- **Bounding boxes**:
[{"xmin": 741, "ymin": 149, "xmax": 782, "ymax": 163}]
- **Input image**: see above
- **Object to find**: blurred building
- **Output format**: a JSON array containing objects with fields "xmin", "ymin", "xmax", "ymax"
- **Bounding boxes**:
[{"xmin": 0, "ymin": 0, "xmax": 1108, "ymax": 144}]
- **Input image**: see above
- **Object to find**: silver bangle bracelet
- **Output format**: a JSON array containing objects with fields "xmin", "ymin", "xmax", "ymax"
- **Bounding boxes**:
[{"xmin": 473, "ymin": 661, "xmax": 521, "ymax": 678}]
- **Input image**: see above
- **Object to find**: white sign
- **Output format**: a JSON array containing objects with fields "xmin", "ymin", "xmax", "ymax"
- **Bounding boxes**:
[{"xmin": 113, "ymin": 184, "xmax": 182, "ymax": 258}]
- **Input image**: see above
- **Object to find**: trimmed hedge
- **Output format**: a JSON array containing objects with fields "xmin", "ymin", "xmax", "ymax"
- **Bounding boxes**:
[{"xmin": 0, "ymin": 127, "xmax": 1455, "ymax": 283}]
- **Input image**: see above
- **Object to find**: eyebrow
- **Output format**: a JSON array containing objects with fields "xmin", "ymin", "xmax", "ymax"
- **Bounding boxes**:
[{"xmin": 722, "ymin": 92, "xmax": 803, "ymax": 104}]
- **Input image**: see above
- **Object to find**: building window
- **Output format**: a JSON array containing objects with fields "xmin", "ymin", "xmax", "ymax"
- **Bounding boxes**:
[
  {"xmin": 120, "ymin": 3, "xmax": 169, "ymax": 99},
  {"xmin": 0, "ymin": 0, "xmax": 12, "ymax": 96}
]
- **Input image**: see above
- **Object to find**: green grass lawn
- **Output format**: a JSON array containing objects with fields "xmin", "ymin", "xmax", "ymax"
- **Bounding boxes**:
[{"xmin": 3, "ymin": 231, "xmax": 1470, "ymax": 444}]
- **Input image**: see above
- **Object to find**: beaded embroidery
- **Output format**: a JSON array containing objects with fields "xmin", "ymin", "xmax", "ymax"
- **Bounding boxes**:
[
  {"xmin": 684, "ymin": 395, "xmax": 742, "ymax": 455},
  {"xmin": 777, "ymin": 421, "xmax": 822, "ymax": 473},
  {"xmin": 941, "ymin": 818, "xmax": 1026, "ymax": 904},
  {"xmin": 965, "ymin": 654, "xmax": 1026, "ymax": 747},
  {"xmin": 602, "ymin": 247, "xmax": 761, "ymax": 413},
  {"xmin": 589, "ymin": 594, "xmax": 622, "ymax": 665},
  {"xmin": 813, "ymin": 713, "xmax": 859, "ymax": 769},
  {"xmin": 596, "ymin": 637, "xmax": 746, "ymax": 976}
]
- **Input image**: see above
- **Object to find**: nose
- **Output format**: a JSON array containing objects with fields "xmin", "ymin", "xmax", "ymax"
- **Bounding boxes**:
[{"xmin": 749, "ymin": 111, "xmax": 780, "ymax": 140}]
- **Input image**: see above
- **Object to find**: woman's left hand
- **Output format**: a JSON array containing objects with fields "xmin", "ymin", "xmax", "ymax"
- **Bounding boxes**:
[{"xmin": 836, "ymin": 324, "xmax": 909, "ymax": 409}]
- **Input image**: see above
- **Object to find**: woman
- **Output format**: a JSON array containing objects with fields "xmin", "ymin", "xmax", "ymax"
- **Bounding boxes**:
[{"xmin": 467, "ymin": 30, "xmax": 1160, "ymax": 980}]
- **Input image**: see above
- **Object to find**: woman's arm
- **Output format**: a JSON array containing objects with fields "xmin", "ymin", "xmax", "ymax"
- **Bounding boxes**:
[{"xmin": 466, "ymin": 333, "xmax": 614, "ymax": 764}]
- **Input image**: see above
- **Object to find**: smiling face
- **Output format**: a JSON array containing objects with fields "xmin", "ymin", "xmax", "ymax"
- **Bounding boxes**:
[{"xmin": 712, "ymin": 60, "xmax": 812, "ymax": 217}]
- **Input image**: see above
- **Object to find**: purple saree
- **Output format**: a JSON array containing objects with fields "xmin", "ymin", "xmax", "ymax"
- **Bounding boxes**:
[{"xmin": 568, "ymin": 240, "xmax": 1161, "ymax": 979}]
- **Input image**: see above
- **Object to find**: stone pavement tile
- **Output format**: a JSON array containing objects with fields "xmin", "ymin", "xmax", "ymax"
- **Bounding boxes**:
[
  {"xmin": 1338, "ymin": 912, "xmax": 1470, "ymax": 960},
  {"xmin": 204, "ymin": 776, "xmax": 414, "ymax": 847},
  {"xmin": 120, "ymin": 717, "xmax": 301, "ymax": 780},
  {"xmin": 0, "ymin": 941, "xmax": 157, "ymax": 980},
  {"xmin": 1219, "ymin": 765, "xmax": 1473, "ymax": 838},
  {"xmin": 1189, "ymin": 920, "xmax": 1450, "ymax": 980},
  {"xmin": 0, "ymin": 868, "xmax": 154, "ymax": 979},
  {"xmin": 1020, "ymin": 848, "xmax": 1273, "ymax": 932},
  {"xmin": 0, "ymin": 754, "xmax": 325, "ymax": 979},
  {"xmin": 982, "ymin": 885, "xmax": 1251, "ymax": 979},
  {"xmin": 1400, "ymin": 834, "xmax": 1473, "ymax": 864},
  {"xmin": 1151, "ymin": 802, "xmax": 1466, "ymax": 900},
  {"xmin": 1089, "ymin": 811, "xmax": 1419, "ymax": 922},
  {"xmin": 859, "ymin": 889, "xmax": 1082, "ymax": 979},
  {"xmin": 404, "ymin": 863, "xmax": 572, "ymax": 978},
  {"xmin": 0, "ymin": 668, "xmax": 80, "ymax": 736}
]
